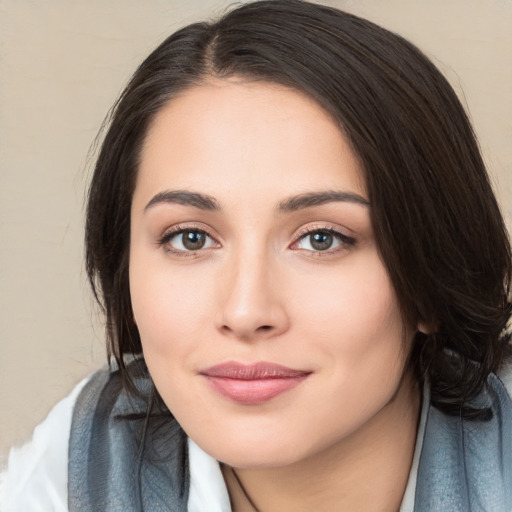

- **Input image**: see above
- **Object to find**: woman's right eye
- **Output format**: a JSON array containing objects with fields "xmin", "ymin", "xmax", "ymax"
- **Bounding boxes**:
[{"xmin": 160, "ymin": 228, "xmax": 217, "ymax": 253}]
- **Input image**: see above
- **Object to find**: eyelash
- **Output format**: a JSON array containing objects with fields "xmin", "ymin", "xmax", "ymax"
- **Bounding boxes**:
[
  {"xmin": 157, "ymin": 225, "xmax": 218, "ymax": 257},
  {"xmin": 157, "ymin": 224, "xmax": 356, "ymax": 257},
  {"xmin": 291, "ymin": 226, "xmax": 356, "ymax": 255}
]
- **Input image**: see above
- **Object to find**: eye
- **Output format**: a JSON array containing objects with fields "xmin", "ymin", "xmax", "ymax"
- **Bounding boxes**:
[
  {"xmin": 160, "ymin": 228, "xmax": 217, "ymax": 252},
  {"xmin": 293, "ymin": 228, "xmax": 355, "ymax": 253}
]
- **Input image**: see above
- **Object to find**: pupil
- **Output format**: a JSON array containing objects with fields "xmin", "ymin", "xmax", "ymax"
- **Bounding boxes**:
[
  {"xmin": 183, "ymin": 231, "xmax": 205, "ymax": 250},
  {"xmin": 311, "ymin": 232, "xmax": 332, "ymax": 251}
]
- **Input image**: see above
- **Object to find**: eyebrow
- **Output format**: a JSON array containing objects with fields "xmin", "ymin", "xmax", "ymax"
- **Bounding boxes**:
[
  {"xmin": 144, "ymin": 189, "xmax": 369, "ymax": 213},
  {"xmin": 145, "ymin": 190, "xmax": 220, "ymax": 211},
  {"xmin": 277, "ymin": 190, "xmax": 370, "ymax": 213}
]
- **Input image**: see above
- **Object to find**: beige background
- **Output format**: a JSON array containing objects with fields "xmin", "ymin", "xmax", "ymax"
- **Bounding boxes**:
[{"xmin": 1, "ymin": 0, "xmax": 511, "ymax": 461}]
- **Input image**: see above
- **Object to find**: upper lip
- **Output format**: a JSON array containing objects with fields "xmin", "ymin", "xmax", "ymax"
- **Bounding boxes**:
[{"xmin": 200, "ymin": 361, "xmax": 311, "ymax": 380}]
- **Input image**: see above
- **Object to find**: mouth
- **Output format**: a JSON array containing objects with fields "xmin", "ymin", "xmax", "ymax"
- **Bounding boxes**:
[{"xmin": 199, "ymin": 361, "xmax": 312, "ymax": 405}]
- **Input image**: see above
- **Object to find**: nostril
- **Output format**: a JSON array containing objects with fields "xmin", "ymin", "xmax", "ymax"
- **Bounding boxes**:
[{"xmin": 258, "ymin": 325, "xmax": 273, "ymax": 331}]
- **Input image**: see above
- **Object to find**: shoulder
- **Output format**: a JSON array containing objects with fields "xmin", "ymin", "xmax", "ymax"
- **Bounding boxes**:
[
  {"xmin": 68, "ymin": 362, "xmax": 190, "ymax": 511},
  {"xmin": 414, "ymin": 367, "xmax": 512, "ymax": 511},
  {"xmin": 0, "ymin": 374, "xmax": 93, "ymax": 512},
  {"xmin": 497, "ymin": 361, "xmax": 512, "ymax": 397}
]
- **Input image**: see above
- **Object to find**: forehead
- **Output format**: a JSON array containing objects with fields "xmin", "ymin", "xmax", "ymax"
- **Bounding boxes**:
[{"xmin": 134, "ymin": 79, "xmax": 366, "ymax": 210}]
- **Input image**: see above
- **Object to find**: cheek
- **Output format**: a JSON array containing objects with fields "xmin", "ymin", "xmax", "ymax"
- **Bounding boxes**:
[
  {"xmin": 292, "ymin": 253, "xmax": 409, "ymax": 404},
  {"xmin": 295, "ymin": 255, "xmax": 404, "ymax": 347},
  {"xmin": 129, "ymin": 251, "xmax": 215, "ymax": 355}
]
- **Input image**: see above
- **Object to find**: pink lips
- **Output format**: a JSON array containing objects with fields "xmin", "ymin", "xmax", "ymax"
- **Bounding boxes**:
[{"xmin": 200, "ymin": 362, "xmax": 311, "ymax": 405}]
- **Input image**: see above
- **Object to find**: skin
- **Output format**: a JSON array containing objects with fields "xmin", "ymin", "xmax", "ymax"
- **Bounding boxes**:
[{"xmin": 129, "ymin": 79, "xmax": 420, "ymax": 511}]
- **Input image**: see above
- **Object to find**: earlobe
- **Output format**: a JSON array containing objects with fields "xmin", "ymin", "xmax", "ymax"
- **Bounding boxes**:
[{"xmin": 417, "ymin": 322, "xmax": 429, "ymax": 334}]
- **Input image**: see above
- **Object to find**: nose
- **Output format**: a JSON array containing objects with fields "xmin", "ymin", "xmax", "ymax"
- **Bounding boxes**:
[{"xmin": 218, "ymin": 251, "xmax": 290, "ymax": 342}]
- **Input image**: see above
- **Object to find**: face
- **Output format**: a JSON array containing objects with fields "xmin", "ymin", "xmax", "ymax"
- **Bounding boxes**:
[{"xmin": 130, "ymin": 79, "xmax": 416, "ymax": 468}]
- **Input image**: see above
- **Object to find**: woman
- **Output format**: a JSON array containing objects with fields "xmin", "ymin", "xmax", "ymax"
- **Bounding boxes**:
[{"xmin": 2, "ymin": 0, "xmax": 511, "ymax": 510}]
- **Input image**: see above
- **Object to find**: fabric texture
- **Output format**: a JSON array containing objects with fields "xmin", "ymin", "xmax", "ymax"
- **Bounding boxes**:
[
  {"xmin": 0, "ymin": 378, "xmax": 89, "ymax": 512},
  {"xmin": 187, "ymin": 439, "xmax": 232, "ymax": 512},
  {"xmin": 68, "ymin": 364, "xmax": 189, "ymax": 512},
  {"xmin": 415, "ymin": 373, "xmax": 512, "ymax": 511}
]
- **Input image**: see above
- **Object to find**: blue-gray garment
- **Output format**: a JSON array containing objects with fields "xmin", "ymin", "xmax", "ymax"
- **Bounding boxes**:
[
  {"xmin": 68, "ymin": 364, "xmax": 189, "ymax": 512},
  {"xmin": 68, "ymin": 364, "xmax": 512, "ymax": 512},
  {"xmin": 415, "ymin": 372, "xmax": 512, "ymax": 511}
]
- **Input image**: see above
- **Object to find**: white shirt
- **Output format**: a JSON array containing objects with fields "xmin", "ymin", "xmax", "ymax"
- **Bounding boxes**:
[{"xmin": 0, "ymin": 376, "xmax": 428, "ymax": 512}]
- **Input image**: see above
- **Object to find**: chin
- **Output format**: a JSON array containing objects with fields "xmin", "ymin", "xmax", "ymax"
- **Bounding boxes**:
[
  {"xmin": 215, "ymin": 447, "xmax": 304, "ymax": 470},
  {"xmin": 192, "ymin": 427, "xmax": 320, "ymax": 470}
]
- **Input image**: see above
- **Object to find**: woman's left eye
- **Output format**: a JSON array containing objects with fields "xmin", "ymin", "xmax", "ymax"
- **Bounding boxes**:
[
  {"xmin": 293, "ymin": 229, "xmax": 354, "ymax": 253},
  {"xmin": 161, "ymin": 229, "xmax": 217, "ymax": 252}
]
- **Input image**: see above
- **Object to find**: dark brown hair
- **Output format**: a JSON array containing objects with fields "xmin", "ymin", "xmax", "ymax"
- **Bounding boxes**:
[{"xmin": 85, "ymin": 0, "xmax": 512, "ymax": 416}]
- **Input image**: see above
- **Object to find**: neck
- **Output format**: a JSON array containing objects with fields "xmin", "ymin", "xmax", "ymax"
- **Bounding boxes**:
[{"xmin": 222, "ymin": 374, "xmax": 421, "ymax": 512}]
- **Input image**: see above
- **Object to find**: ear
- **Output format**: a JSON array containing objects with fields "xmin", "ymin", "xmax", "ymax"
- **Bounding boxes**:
[{"xmin": 417, "ymin": 321, "xmax": 430, "ymax": 334}]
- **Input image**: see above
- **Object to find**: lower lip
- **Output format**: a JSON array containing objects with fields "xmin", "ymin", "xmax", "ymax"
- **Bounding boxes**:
[{"xmin": 204, "ymin": 375, "xmax": 309, "ymax": 405}]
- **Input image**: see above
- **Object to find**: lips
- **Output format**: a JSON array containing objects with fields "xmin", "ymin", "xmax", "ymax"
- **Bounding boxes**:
[{"xmin": 200, "ymin": 362, "xmax": 311, "ymax": 405}]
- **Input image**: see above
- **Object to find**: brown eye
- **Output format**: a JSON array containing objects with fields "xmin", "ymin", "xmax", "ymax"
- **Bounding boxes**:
[
  {"xmin": 162, "ymin": 228, "xmax": 217, "ymax": 252},
  {"xmin": 293, "ymin": 228, "xmax": 355, "ymax": 253},
  {"xmin": 310, "ymin": 231, "xmax": 333, "ymax": 251},
  {"xmin": 182, "ymin": 230, "xmax": 206, "ymax": 250}
]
